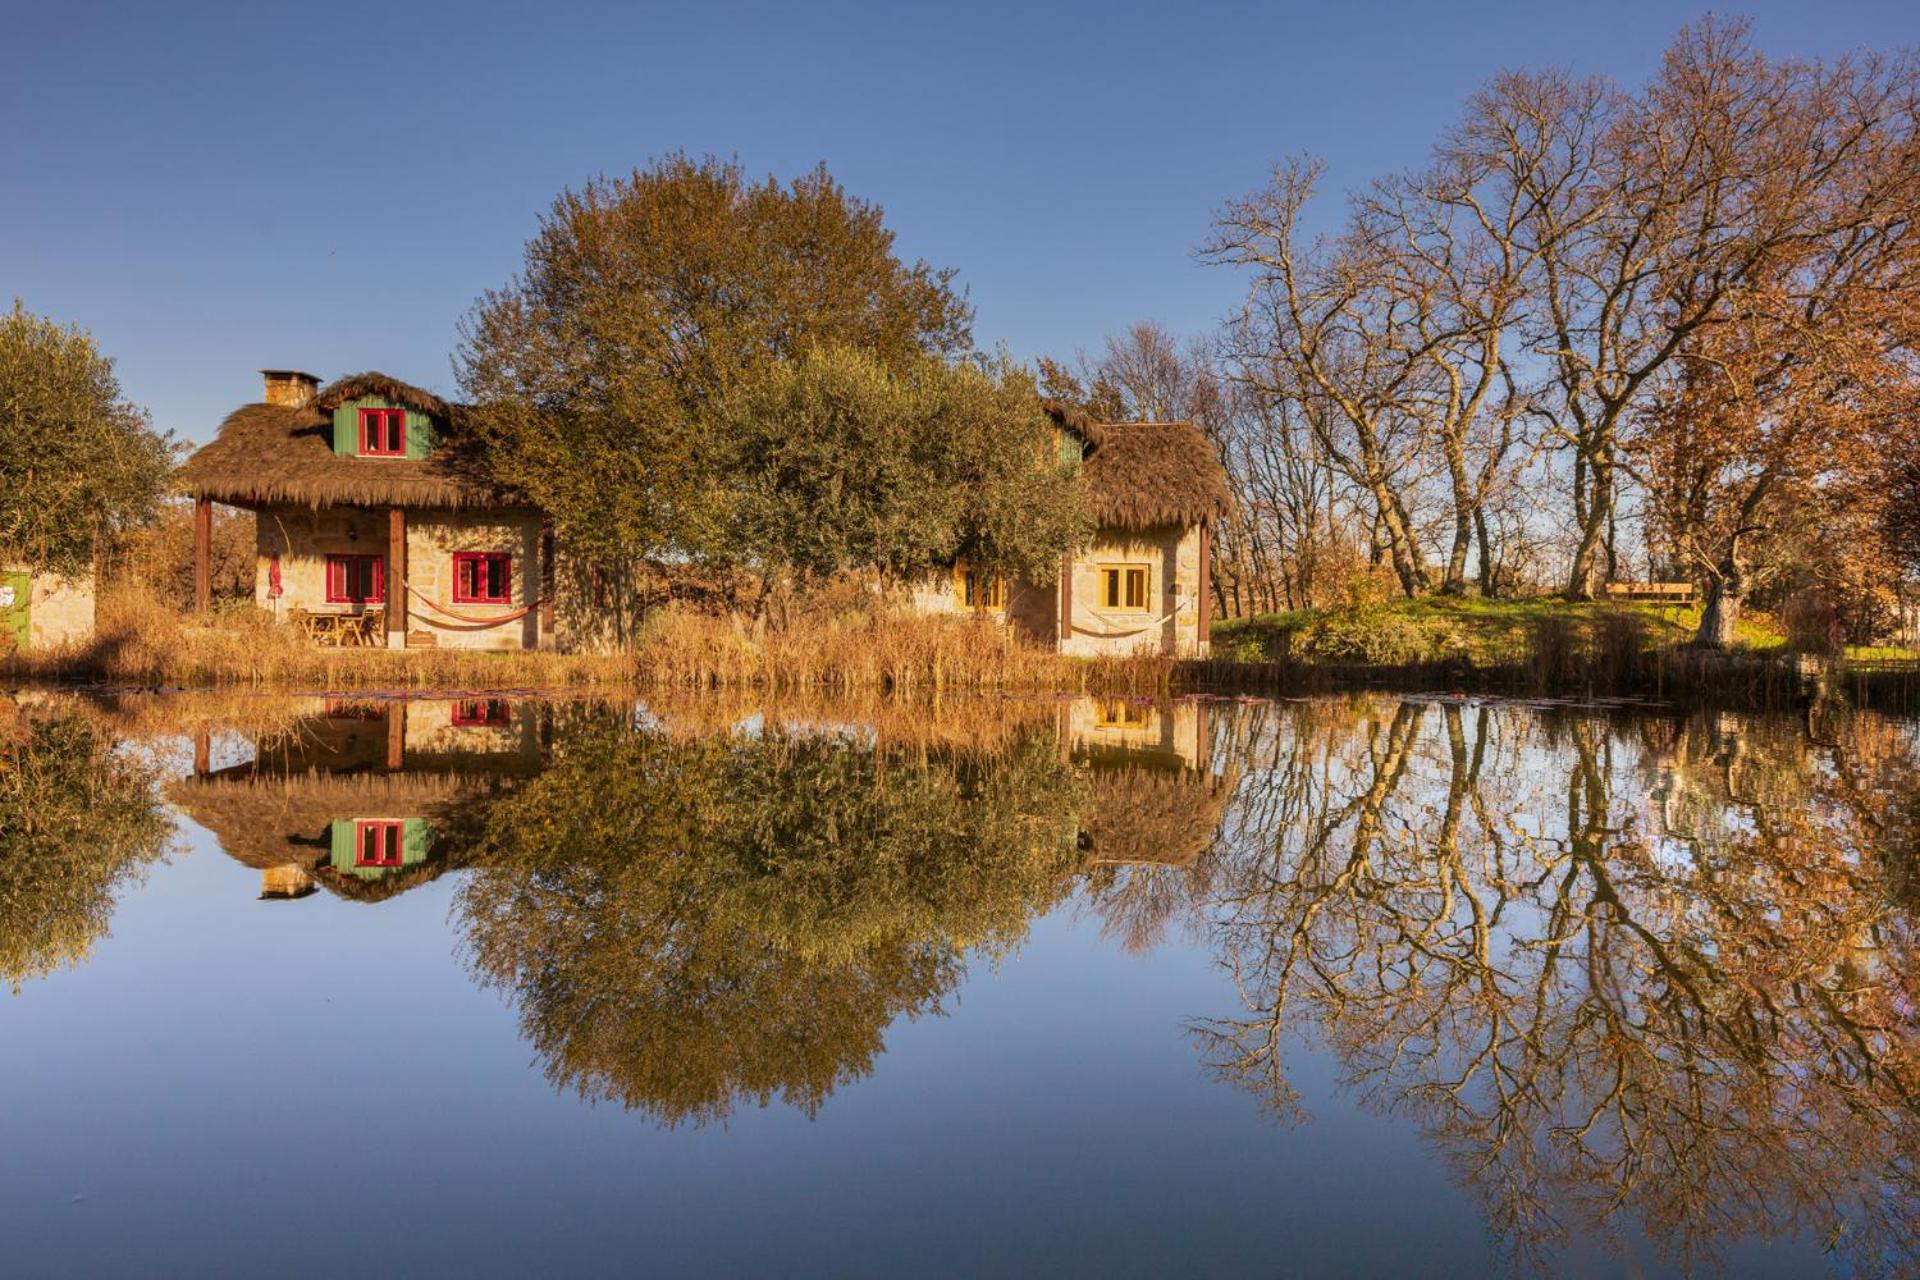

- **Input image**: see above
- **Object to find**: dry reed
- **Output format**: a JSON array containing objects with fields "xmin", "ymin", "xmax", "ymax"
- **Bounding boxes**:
[{"xmin": 6, "ymin": 586, "xmax": 1173, "ymax": 695}]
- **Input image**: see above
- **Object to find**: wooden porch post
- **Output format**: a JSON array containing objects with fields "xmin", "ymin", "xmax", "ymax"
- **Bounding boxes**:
[
  {"xmin": 1058, "ymin": 553, "xmax": 1073, "ymax": 650},
  {"xmin": 539, "ymin": 523, "xmax": 556, "ymax": 648},
  {"xmin": 387, "ymin": 508, "xmax": 406, "ymax": 644},
  {"xmin": 193, "ymin": 497, "xmax": 213, "ymax": 613},
  {"xmin": 386, "ymin": 700, "xmax": 406, "ymax": 771},
  {"xmin": 1197, "ymin": 521, "xmax": 1212, "ymax": 648}
]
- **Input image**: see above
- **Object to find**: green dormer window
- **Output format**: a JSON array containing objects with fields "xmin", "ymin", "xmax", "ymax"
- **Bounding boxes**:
[{"xmin": 358, "ymin": 408, "xmax": 406, "ymax": 456}]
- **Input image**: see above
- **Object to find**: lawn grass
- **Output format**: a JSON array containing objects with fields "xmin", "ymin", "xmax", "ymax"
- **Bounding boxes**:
[{"xmin": 1211, "ymin": 594, "xmax": 1789, "ymax": 667}]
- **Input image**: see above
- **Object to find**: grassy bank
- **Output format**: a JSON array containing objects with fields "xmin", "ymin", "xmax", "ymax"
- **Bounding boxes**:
[{"xmin": 1210, "ymin": 595, "xmax": 1789, "ymax": 666}]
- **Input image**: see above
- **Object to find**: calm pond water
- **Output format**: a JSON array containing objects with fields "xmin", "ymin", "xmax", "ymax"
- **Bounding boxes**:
[{"xmin": 1, "ymin": 689, "xmax": 1916, "ymax": 1278}]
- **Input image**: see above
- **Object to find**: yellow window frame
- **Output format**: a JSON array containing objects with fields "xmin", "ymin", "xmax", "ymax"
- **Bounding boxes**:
[
  {"xmin": 1093, "ymin": 697, "xmax": 1150, "ymax": 729},
  {"xmin": 954, "ymin": 564, "xmax": 1005, "ymax": 611},
  {"xmin": 1097, "ymin": 563, "xmax": 1151, "ymax": 613}
]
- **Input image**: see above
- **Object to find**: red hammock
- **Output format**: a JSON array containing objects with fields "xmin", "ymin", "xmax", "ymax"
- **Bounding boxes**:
[{"xmin": 405, "ymin": 583, "xmax": 546, "ymax": 626}]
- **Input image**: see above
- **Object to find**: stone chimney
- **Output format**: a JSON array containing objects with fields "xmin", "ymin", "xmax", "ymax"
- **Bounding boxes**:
[{"xmin": 261, "ymin": 369, "xmax": 320, "ymax": 408}]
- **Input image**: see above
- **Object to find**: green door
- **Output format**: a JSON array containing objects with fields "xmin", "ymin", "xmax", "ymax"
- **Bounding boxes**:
[{"xmin": 0, "ymin": 572, "xmax": 27, "ymax": 652}]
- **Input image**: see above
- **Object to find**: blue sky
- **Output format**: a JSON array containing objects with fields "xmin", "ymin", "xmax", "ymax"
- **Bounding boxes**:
[{"xmin": 5, "ymin": 0, "xmax": 1916, "ymax": 444}]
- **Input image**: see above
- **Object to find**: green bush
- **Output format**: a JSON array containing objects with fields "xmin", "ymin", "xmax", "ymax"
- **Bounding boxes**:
[{"xmin": 1302, "ymin": 608, "xmax": 1429, "ymax": 665}]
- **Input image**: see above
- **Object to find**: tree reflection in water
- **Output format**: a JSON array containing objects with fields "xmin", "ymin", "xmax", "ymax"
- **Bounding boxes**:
[
  {"xmin": 1177, "ymin": 697, "xmax": 1920, "ymax": 1276},
  {"xmin": 456, "ymin": 712, "xmax": 1086, "ymax": 1126},
  {"xmin": 0, "ymin": 706, "xmax": 172, "ymax": 990}
]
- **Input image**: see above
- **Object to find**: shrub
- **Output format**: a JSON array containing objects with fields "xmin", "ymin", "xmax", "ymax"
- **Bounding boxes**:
[
  {"xmin": 1593, "ymin": 610, "xmax": 1647, "ymax": 688},
  {"xmin": 1782, "ymin": 591, "xmax": 1842, "ymax": 655},
  {"xmin": 1302, "ymin": 607, "xmax": 1429, "ymax": 665},
  {"xmin": 1527, "ymin": 614, "xmax": 1581, "ymax": 689}
]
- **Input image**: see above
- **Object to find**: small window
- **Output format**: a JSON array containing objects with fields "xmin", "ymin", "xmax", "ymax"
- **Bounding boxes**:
[
  {"xmin": 954, "ymin": 564, "xmax": 1004, "ymax": 611},
  {"xmin": 354, "ymin": 820, "xmax": 404, "ymax": 868},
  {"xmin": 1099, "ymin": 565, "xmax": 1150, "ymax": 613},
  {"xmin": 1094, "ymin": 698, "xmax": 1151, "ymax": 729},
  {"xmin": 325, "ymin": 554, "xmax": 385, "ymax": 605},
  {"xmin": 452, "ymin": 698, "xmax": 513, "ymax": 727},
  {"xmin": 358, "ymin": 408, "xmax": 406, "ymax": 456},
  {"xmin": 453, "ymin": 552, "xmax": 512, "ymax": 604}
]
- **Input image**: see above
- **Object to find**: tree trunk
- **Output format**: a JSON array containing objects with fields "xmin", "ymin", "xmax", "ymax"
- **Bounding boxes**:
[
  {"xmin": 1440, "ymin": 508, "xmax": 1471, "ymax": 595},
  {"xmin": 1565, "ymin": 458, "xmax": 1612, "ymax": 600},
  {"xmin": 1692, "ymin": 562, "xmax": 1743, "ymax": 649},
  {"xmin": 1473, "ymin": 507, "xmax": 1496, "ymax": 597},
  {"xmin": 1369, "ymin": 482, "xmax": 1428, "ymax": 597},
  {"xmin": 1439, "ymin": 446, "xmax": 1474, "ymax": 595},
  {"xmin": 1693, "ymin": 579, "xmax": 1740, "ymax": 648}
]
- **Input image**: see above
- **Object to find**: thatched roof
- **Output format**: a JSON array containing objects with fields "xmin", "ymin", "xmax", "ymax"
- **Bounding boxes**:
[
  {"xmin": 1078, "ymin": 764, "xmax": 1232, "ymax": 868},
  {"xmin": 182, "ymin": 372, "xmax": 509, "ymax": 510},
  {"xmin": 1045, "ymin": 404, "xmax": 1232, "ymax": 530},
  {"xmin": 316, "ymin": 371, "xmax": 451, "ymax": 418}
]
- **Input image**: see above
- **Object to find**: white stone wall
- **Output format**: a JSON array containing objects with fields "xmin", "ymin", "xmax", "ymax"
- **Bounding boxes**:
[
  {"xmin": 254, "ymin": 505, "xmax": 544, "ymax": 650},
  {"xmin": 1060, "ymin": 524, "xmax": 1206, "ymax": 659},
  {"xmin": 1065, "ymin": 695, "xmax": 1203, "ymax": 769},
  {"xmin": 11, "ymin": 570, "xmax": 96, "ymax": 651},
  {"xmin": 898, "ymin": 523, "xmax": 1210, "ymax": 658},
  {"xmin": 404, "ymin": 512, "xmax": 542, "ymax": 651}
]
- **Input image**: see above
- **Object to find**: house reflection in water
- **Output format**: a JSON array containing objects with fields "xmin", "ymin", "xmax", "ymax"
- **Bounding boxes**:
[
  {"xmin": 170, "ymin": 698, "xmax": 543, "ymax": 902},
  {"xmin": 1067, "ymin": 696, "xmax": 1236, "ymax": 952}
]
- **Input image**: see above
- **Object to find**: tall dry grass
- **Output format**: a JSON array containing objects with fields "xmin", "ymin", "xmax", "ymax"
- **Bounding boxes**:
[
  {"xmin": 629, "ymin": 606, "xmax": 1173, "ymax": 694},
  {"xmin": 5, "ymin": 585, "xmax": 636, "ymax": 691},
  {"xmin": 6, "ymin": 585, "xmax": 1168, "ymax": 695}
]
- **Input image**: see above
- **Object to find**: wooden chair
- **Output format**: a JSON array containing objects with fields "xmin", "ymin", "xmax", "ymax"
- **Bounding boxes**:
[{"xmin": 287, "ymin": 607, "xmax": 326, "ymax": 645}]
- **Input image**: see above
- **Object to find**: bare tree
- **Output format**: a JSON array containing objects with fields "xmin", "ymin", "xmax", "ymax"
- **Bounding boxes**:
[{"xmin": 1205, "ymin": 160, "xmax": 1441, "ymax": 598}]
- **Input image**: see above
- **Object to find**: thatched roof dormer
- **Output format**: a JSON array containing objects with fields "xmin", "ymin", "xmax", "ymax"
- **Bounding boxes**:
[
  {"xmin": 1043, "ymin": 402, "xmax": 1232, "ymax": 531},
  {"xmin": 315, "ymin": 371, "xmax": 452, "ymax": 419},
  {"xmin": 181, "ymin": 371, "xmax": 509, "ymax": 511}
]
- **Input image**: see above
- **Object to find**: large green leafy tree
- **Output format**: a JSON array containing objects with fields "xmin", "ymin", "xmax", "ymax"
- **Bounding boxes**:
[
  {"xmin": 725, "ymin": 346, "xmax": 1090, "ymax": 593},
  {"xmin": 456, "ymin": 155, "xmax": 974, "ymax": 579},
  {"xmin": 0, "ymin": 303, "xmax": 173, "ymax": 575}
]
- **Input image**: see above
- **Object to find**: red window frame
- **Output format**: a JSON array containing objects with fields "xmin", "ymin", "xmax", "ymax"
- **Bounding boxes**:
[
  {"xmin": 452, "ymin": 552, "xmax": 512, "ymax": 605},
  {"xmin": 354, "ymin": 820, "xmax": 405, "ymax": 868},
  {"xmin": 452, "ymin": 698, "xmax": 514, "ymax": 727},
  {"xmin": 325, "ymin": 554, "xmax": 385, "ymax": 605},
  {"xmin": 357, "ymin": 407, "xmax": 406, "ymax": 457}
]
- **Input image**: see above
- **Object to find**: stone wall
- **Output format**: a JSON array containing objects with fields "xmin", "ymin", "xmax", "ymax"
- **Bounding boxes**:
[
  {"xmin": 1064, "ymin": 695, "xmax": 1203, "ymax": 769},
  {"xmin": 1061, "ymin": 524, "xmax": 1205, "ymax": 658},
  {"xmin": 255, "ymin": 505, "xmax": 545, "ymax": 650},
  {"xmin": 24, "ymin": 571, "xmax": 96, "ymax": 650},
  {"xmin": 896, "ymin": 523, "xmax": 1209, "ymax": 658},
  {"xmin": 404, "ymin": 512, "xmax": 543, "ymax": 651}
]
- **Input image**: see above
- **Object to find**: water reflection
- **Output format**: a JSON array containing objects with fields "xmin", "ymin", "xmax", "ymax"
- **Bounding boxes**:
[
  {"xmin": 168, "ymin": 697, "xmax": 542, "ymax": 903},
  {"xmin": 1193, "ymin": 698, "xmax": 1920, "ymax": 1275},
  {"xmin": 0, "ymin": 698, "xmax": 172, "ymax": 989},
  {"xmin": 459, "ymin": 712, "xmax": 1087, "ymax": 1125},
  {"xmin": 19, "ymin": 688, "xmax": 1920, "ymax": 1273}
]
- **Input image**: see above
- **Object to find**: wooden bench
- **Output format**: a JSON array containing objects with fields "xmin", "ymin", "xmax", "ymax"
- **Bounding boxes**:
[{"xmin": 1605, "ymin": 582, "xmax": 1695, "ymax": 604}]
